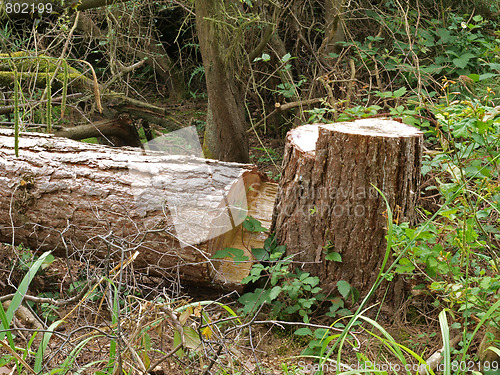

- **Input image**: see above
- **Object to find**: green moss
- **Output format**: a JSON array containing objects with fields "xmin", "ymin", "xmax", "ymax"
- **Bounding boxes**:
[
  {"xmin": 0, "ymin": 71, "xmax": 83, "ymax": 89},
  {"xmin": 202, "ymin": 136, "xmax": 216, "ymax": 159}
]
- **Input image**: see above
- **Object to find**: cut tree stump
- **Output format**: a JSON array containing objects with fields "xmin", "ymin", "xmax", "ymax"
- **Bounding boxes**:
[
  {"xmin": 272, "ymin": 119, "xmax": 423, "ymax": 309},
  {"xmin": 0, "ymin": 129, "xmax": 277, "ymax": 289}
]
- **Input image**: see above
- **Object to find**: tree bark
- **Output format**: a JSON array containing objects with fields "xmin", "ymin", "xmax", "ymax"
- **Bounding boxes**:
[
  {"xmin": 194, "ymin": 0, "xmax": 250, "ymax": 163},
  {"xmin": 0, "ymin": 129, "xmax": 270, "ymax": 287},
  {"xmin": 320, "ymin": 0, "xmax": 346, "ymax": 56},
  {"xmin": 271, "ymin": 119, "xmax": 423, "ymax": 310}
]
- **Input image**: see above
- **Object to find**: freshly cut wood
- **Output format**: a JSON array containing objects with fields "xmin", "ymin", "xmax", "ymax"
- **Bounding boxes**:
[
  {"xmin": 0, "ymin": 130, "xmax": 275, "ymax": 287},
  {"xmin": 272, "ymin": 119, "xmax": 423, "ymax": 308}
]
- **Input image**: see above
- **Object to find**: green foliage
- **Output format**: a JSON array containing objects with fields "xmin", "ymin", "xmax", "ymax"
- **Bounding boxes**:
[
  {"xmin": 390, "ymin": 89, "xmax": 500, "ymax": 325},
  {"xmin": 239, "ymin": 234, "xmax": 324, "ymax": 323}
]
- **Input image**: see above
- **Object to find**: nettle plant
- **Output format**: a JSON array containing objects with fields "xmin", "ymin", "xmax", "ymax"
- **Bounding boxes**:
[
  {"xmin": 391, "ymin": 87, "xmax": 500, "ymax": 328},
  {"xmin": 213, "ymin": 217, "xmax": 358, "ymax": 356}
]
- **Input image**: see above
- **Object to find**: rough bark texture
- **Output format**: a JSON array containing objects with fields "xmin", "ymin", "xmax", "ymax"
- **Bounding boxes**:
[
  {"xmin": 321, "ymin": 0, "xmax": 346, "ymax": 56},
  {"xmin": 272, "ymin": 119, "xmax": 423, "ymax": 309},
  {"xmin": 195, "ymin": 0, "xmax": 250, "ymax": 163},
  {"xmin": 0, "ymin": 130, "xmax": 267, "ymax": 286}
]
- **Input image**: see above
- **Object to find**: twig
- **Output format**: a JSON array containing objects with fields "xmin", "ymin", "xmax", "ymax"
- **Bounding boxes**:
[
  {"xmin": 418, "ymin": 334, "xmax": 462, "ymax": 374},
  {"xmin": 144, "ymin": 305, "xmax": 185, "ymax": 373},
  {"xmin": 0, "ymin": 93, "xmax": 84, "ymax": 115},
  {"xmin": 247, "ymin": 97, "xmax": 325, "ymax": 133},
  {"xmin": 0, "ymin": 277, "xmax": 99, "ymax": 306},
  {"xmin": 0, "ymin": 340, "xmax": 36, "ymax": 374}
]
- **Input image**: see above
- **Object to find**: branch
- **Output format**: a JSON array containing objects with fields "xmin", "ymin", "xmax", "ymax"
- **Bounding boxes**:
[
  {"xmin": 247, "ymin": 97, "xmax": 325, "ymax": 133},
  {"xmin": 0, "ymin": 93, "xmax": 83, "ymax": 115},
  {"xmin": 0, "ymin": 277, "xmax": 98, "ymax": 306},
  {"xmin": 248, "ymin": 24, "xmax": 275, "ymax": 63}
]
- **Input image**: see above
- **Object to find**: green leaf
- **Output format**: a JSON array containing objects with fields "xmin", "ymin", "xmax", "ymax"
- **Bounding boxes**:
[
  {"xmin": 0, "ymin": 251, "xmax": 52, "ymax": 341},
  {"xmin": 281, "ymin": 53, "xmax": 292, "ymax": 63},
  {"xmin": 294, "ymin": 327, "xmax": 313, "ymax": 336},
  {"xmin": 479, "ymin": 73, "xmax": 498, "ymax": 81},
  {"xmin": 325, "ymin": 252, "xmax": 342, "ymax": 262},
  {"xmin": 337, "ymin": 280, "xmax": 351, "ymax": 299},
  {"xmin": 426, "ymin": 256, "xmax": 438, "ymax": 278},
  {"xmin": 269, "ymin": 286, "xmax": 282, "ymax": 300},
  {"xmin": 212, "ymin": 247, "xmax": 243, "ymax": 259},
  {"xmin": 173, "ymin": 330, "xmax": 184, "ymax": 357},
  {"xmin": 34, "ymin": 320, "xmax": 64, "ymax": 372},
  {"xmin": 242, "ymin": 216, "xmax": 268, "ymax": 232},
  {"xmin": 468, "ymin": 73, "xmax": 480, "ymax": 82},
  {"xmin": 452, "ymin": 53, "xmax": 475, "ymax": 69},
  {"xmin": 253, "ymin": 53, "xmax": 270, "ymax": 62},
  {"xmin": 395, "ymin": 258, "xmax": 415, "ymax": 273},
  {"xmin": 474, "ymin": 120, "xmax": 490, "ymax": 134},
  {"xmin": 183, "ymin": 326, "xmax": 201, "ymax": 350},
  {"xmin": 251, "ymin": 248, "xmax": 269, "ymax": 261},
  {"xmin": 393, "ymin": 87, "xmax": 407, "ymax": 97}
]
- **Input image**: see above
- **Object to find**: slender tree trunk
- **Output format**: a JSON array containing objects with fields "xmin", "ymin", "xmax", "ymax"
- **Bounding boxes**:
[
  {"xmin": 320, "ymin": 0, "xmax": 346, "ymax": 56},
  {"xmin": 194, "ymin": 0, "xmax": 250, "ymax": 163}
]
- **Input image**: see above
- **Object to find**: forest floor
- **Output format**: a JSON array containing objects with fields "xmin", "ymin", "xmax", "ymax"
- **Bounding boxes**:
[
  {"xmin": 0, "ymin": 102, "xmax": 455, "ymax": 374},
  {"xmin": 0, "ymin": 242, "xmax": 446, "ymax": 374}
]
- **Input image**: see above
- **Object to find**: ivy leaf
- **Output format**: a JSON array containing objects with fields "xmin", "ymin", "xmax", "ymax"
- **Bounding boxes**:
[{"xmin": 337, "ymin": 280, "xmax": 351, "ymax": 299}]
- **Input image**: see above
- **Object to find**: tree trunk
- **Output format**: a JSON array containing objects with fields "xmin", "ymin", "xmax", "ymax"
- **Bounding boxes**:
[
  {"xmin": 0, "ymin": 129, "xmax": 273, "ymax": 288},
  {"xmin": 271, "ymin": 119, "xmax": 423, "ymax": 310},
  {"xmin": 194, "ymin": 0, "xmax": 250, "ymax": 163},
  {"xmin": 320, "ymin": 0, "xmax": 346, "ymax": 56}
]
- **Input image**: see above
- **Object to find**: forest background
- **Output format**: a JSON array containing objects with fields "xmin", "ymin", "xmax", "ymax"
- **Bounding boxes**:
[{"xmin": 0, "ymin": 0, "xmax": 500, "ymax": 374}]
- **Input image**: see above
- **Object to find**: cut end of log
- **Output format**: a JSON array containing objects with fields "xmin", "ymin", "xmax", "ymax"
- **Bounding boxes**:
[
  {"xmin": 321, "ymin": 118, "xmax": 423, "ymax": 138},
  {"xmin": 290, "ymin": 124, "xmax": 319, "ymax": 153},
  {"xmin": 208, "ymin": 177, "xmax": 278, "ymax": 291},
  {"xmin": 290, "ymin": 119, "xmax": 423, "ymax": 155}
]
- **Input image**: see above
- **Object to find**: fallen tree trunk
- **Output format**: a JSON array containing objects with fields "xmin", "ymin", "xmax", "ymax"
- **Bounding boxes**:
[
  {"xmin": 0, "ymin": 129, "xmax": 274, "ymax": 287},
  {"xmin": 272, "ymin": 119, "xmax": 423, "ymax": 310},
  {"xmin": 53, "ymin": 115, "xmax": 142, "ymax": 147}
]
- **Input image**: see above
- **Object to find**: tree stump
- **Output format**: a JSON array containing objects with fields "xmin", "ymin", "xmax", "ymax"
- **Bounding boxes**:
[{"xmin": 271, "ymin": 119, "xmax": 423, "ymax": 309}]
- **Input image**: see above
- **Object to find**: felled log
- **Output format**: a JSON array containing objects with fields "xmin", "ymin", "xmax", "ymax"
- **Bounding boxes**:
[
  {"xmin": 271, "ymin": 119, "xmax": 423, "ymax": 308},
  {"xmin": 0, "ymin": 129, "xmax": 276, "ymax": 288}
]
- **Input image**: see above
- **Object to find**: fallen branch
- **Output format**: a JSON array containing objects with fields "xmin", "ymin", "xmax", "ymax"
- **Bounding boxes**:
[{"xmin": 418, "ymin": 334, "xmax": 462, "ymax": 374}]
